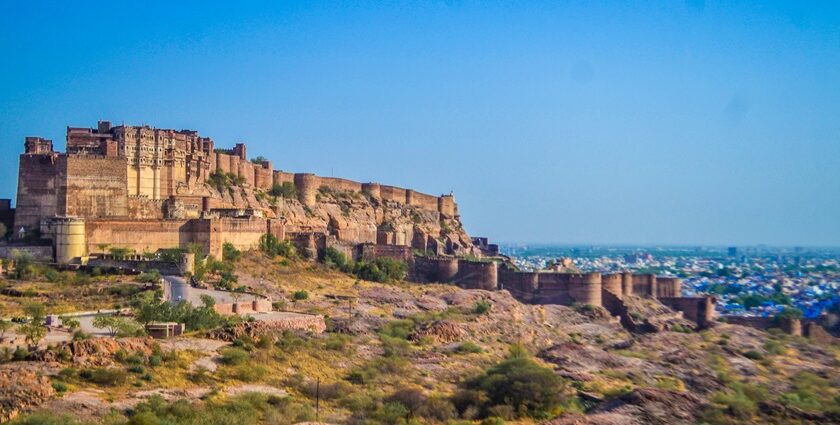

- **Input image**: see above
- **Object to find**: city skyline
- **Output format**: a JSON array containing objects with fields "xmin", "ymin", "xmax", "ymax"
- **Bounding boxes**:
[{"xmin": 2, "ymin": 1, "xmax": 838, "ymax": 246}]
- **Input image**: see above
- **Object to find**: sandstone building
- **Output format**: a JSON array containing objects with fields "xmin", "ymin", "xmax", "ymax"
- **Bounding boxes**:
[{"xmin": 14, "ymin": 121, "xmax": 472, "ymax": 262}]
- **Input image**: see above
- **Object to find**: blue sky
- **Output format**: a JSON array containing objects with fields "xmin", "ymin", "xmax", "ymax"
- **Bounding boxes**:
[{"xmin": 1, "ymin": 1, "xmax": 838, "ymax": 246}]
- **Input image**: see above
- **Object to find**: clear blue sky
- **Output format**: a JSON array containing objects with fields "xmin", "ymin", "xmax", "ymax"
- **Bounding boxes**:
[{"xmin": 1, "ymin": 1, "xmax": 838, "ymax": 246}]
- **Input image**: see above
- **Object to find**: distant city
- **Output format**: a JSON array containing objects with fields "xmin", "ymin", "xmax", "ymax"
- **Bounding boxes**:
[{"xmin": 502, "ymin": 244, "xmax": 840, "ymax": 319}]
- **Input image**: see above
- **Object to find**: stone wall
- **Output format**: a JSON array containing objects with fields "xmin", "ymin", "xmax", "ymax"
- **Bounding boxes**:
[
  {"xmin": 0, "ymin": 245, "xmax": 53, "ymax": 261},
  {"xmin": 659, "ymin": 297, "xmax": 715, "ymax": 328},
  {"xmin": 58, "ymin": 155, "xmax": 128, "ymax": 219},
  {"xmin": 15, "ymin": 153, "xmax": 59, "ymax": 230},
  {"xmin": 656, "ymin": 277, "xmax": 682, "ymax": 298},
  {"xmin": 631, "ymin": 274, "xmax": 657, "ymax": 297},
  {"xmin": 358, "ymin": 244, "xmax": 412, "ymax": 262}
]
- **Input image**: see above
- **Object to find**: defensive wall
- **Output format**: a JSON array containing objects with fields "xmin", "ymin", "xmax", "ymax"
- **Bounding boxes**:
[
  {"xmin": 40, "ymin": 216, "xmax": 287, "ymax": 262},
  {"xmin": 718, "ymin": 315, "xmax": 839, "ymax": 344},
  {"xmin": 291, "ymin": 173, "xmax": 458, "ymax": 218},
  {"xmin": 658, "ymin": 297, "xmax": 716, "ymax": 328},
  {"xmin": 412, "ymin": 258, "xmax": 719, "ymax": 326}
]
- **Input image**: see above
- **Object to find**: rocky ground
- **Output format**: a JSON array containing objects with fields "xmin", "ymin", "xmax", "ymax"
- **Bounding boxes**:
[{"xmin": 1, "ymin": 252, "xmax": 839, "ymax": 424}]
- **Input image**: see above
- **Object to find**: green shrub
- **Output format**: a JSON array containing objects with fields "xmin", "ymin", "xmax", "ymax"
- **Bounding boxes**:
[
  {"xmin": 51, "ymin": 381, "xmax": 68, "ymax": 393},
  {"xmin": 292, "ymin": 290, "xmax": 309, "ymax": 301},
  {"xmin": 270, "ymin": 182, "xmax": 298, "ymax": 199},
  {"xmin": 324, "ymin": 333, "xmax": 350, "ymax": 351},
  {"xmin": 219, "ymin": 347, "xmax": 250, "ymax": 365},
  {"xmin": 137, "ymin": 269, "xmax": 162, "ymax": 284},
  {"xmin": 222, "ymin": 242, "xmax": 241, "ymax": 262},
  {"xmin": 455, "ymin": 342, "xmax": 484, "ymax": 354},
  {"xmin": 473, "ymin": 300, "xmax": 492, "ymax": 315},
  {"xmin": 259, "ymin": 234, "xmax": 297, "ymax": 259},
  {"xmin": 80, "ymin": 368, "xmax": 128, "ymax": 386},
  {"xmin": 743, "ymin": 350, "xmax": 764, "ymax": 360},
  {"xmin": 455, "ymin": 345, "xmax": 565, "ymax": 419}
]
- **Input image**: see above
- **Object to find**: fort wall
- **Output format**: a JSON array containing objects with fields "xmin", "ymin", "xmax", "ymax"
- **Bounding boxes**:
[
  {"xmin": 602, "ymin": 273, "xmax": 623, "ymax": 299},
  {"xmin": 621, "ymin": 272, "xmax": 634, "ymax": 297},
  {"xmin": 659, "ymin": 297, "xmax": 716, "ymax": 328},
  {"xmin": 254, "ymin": 162, "xmax": 273, "ymax": 190},
  {"xmin": 380, "ymin": 185, "xmax": 408, "ymax": 204},
  {"xmin": 534, "ymin": 273, "xmax": 573, "ymax": 304},
  {"xmin": 438, "ymin": 195, "xmax": 456, "ymax": 218},
  {"xmin": 319, "ymin": 177, "xmax": 364, "ymax": 193},
  {"xmin": 498, "ymin": 267, "xmax": 540, "ymax": 302},
  {"xmin": 362, "ymin": 183, "xmax": 381, "ymax": 199},
  {"xmin": 656, "ymin": 277, "xmax": 682, "ymax": 298},
  {"xmin": 568, "ymin": 273, "xmax": 603, "ymax": 307},
  {"xmin": 15, "ymin": 153, "xmax": 59, "ymax": 231},
  {"xmin": 455, "ymin": 260, "xmax": 498, "ymax": 290},
  {"xmin": 632, "ymin": 274, "xmax": 657, "ymax": 297},
  {"xmin": 273, "ymin": 171, "xmax": 295, "ymax": 186},
  {"xmin": 58, "ymin": 155, "xmax": 128, "ymax": 219},
  {"xmin": 294, "ymin": 173, "xmax": 319, "ymax": 206},
  {"xmin": 358, "ymin": 244, "xmax": 412, "ymax": 262}
]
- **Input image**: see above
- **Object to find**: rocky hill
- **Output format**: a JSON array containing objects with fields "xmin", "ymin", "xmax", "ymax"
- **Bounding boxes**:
[{"xmin": 2, "ymin": 252, "xmax": 839, "ymax": 424}]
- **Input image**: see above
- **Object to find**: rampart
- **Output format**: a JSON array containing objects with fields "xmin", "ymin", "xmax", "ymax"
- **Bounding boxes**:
[
  {"xmin": 718, "ymin": 315, "xmax": 830, "ymax": 338},
  {"xmin": 659, "ymin": 297, "xmax": 716, "ymax": 328}
]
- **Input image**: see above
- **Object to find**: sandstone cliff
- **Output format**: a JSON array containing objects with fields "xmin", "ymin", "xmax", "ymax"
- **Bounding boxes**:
[{"xmin": 184, "ymin": 182, "xmax": 478, "ymax": 256}]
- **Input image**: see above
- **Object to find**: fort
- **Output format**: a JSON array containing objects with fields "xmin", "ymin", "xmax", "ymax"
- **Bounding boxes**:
[
  {"xmin": 11, "ymin": 121, "xmax": 470, "ymax": 261},
  {"xmin": 5, "ymin": 120, "xmax": 715, "ymax": 328}
]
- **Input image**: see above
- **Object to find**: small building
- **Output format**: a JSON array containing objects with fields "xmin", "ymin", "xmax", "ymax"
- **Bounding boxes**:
[{"xmin": 145, "ymin": 322, "xmax": 185, "ymax": 339}]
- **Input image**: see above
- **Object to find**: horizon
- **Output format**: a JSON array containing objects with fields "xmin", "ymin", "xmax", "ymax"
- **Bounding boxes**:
[{"xmin": 2, "ymin": 1, "xmax": 839, "ymax": 246}]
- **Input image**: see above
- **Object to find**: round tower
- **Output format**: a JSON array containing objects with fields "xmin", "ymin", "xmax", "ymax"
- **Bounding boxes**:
[
  {"xmin": 569, "ymin": 272, "xmax": 602, "ymax": 307},
  {"xmin": 294, "ymin": 173, "xmax": 319, "ymax": 206},
  {"xmin": 362, "ymin": 182, "xmax": 381, "ymax": 199},
  {"xmin": 435, "ymin": 257, "xmax": 459, "ymax": 282},
  {"xmin": 602, "ymin": 273, "xmax": 623, "ymax": 299},
  {"xmin": 54, "ymin": 217, "xmax": 86, "ymax": 264},
  {"xmin": 621, "ymin": 272, "xmax": 634, "ymax": 296}
]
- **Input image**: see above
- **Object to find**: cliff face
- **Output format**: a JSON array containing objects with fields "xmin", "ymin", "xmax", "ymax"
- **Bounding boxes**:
[{"xmin": 186, "ymin": 182, "xmax": 478, "ymax": 256}]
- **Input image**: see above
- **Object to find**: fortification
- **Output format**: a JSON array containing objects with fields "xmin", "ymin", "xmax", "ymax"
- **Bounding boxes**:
[
  {"xmin": 13, "ymin": 120, "xmax": 471, "ymax": 265},
  {"xmin": 602, "ymin": 273, "xmax": 623, "ymax": 299}
]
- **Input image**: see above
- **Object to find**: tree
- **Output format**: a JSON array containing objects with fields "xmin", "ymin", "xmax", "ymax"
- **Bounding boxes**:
[
  {"xmin": 456, "ymin": 344, "xmax": 565, "ymax": 419},
  {"xmin": 24, "ymin": 302, "xmax": 46, "ymax": 322},
  {"xmin": 20, "ymin": 322, "xmax": 46, "ymax": 349},
  {"xmin": 92, "ymin": 315, "xmax": 140, "ymax": 337},
  {"xmin": 12, "ymin": 249, "xmax": 34, "ymax": 280},
  {"xmin": 59, "ymin": 315, "xmax": 80, "ymax": 330},
  {"xmin": 251, "ymin": 156, "xmax": 269, "ymax": 165}
]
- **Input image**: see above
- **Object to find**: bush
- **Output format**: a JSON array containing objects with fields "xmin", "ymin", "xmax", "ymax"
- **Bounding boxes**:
[
  {"xmin": 222, "ymin": 242, "xmax": 241, "ymax": 262},
  {"xmin": 137, "ymin": 269, "xmax": 162, "ymax": 284},
  {"xmin": 80, "ymin": 367, "xmax": 128, "ymax": 386},
  {"xmin": 321, "ymin": 248, "xmax": 407, "ymax": 283},
  {"xmin": 743, "ymin": 350, "xmax": 764, "ymax": 360},
  {"xmin": 259, "ymin": 233, "xmax": 298, "ymax": 259},
  {"xmin": 51, "ymin": 381, "xmax": 68, "ymax": 393},
  {"xmin": 456, "ymin": 345, "xmax": 565, "ymax": 419},
  {"xmin": 455, "ymin": 342, "xmax": 484, "ymax": 354},
  {"xmin": 219, "ymin": 347, "xmax": 250, "ymax": 365},
  {"xmin": 292, "ymin": 290, "xmax": 309, "ymax": 301},
  {"xmin": 324, "ymin": 333, "xmax": 351, "ymax": 351},
  {"xmin": 473, "ymin": 300, "xmax": 492, "ymax": 315},
  {"xmin": 270, "ymin": 182, "xmax": 298, "ymax": 199}
]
